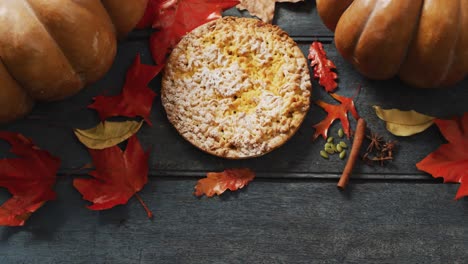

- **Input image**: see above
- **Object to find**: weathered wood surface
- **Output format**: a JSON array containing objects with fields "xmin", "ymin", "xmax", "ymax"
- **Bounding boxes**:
[
  {"xmin": 0, "ymin": 2, "xmax": 467, "ymax": 263},
  {"xmin": 1, "ymin": 43, "xmax": 466, "ymax": 180},
  {"xmin": 0, "ymin": 179, "xmax": 466, "ymax": 264},
  {"xmin": 1, "ymin": 2, "xmax": 467, "ymax": 179}
]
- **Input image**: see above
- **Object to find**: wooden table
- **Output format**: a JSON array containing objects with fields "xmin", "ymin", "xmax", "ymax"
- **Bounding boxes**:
[{"xmin": 1, "ymin": 2, "xmax": 467, "ymax": 263}]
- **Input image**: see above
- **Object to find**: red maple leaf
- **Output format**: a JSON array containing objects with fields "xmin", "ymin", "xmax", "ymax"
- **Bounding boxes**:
[
  {"xmin": 73, "ymin": 135, "xmax": 153, "ymax": 218},
  {"xmin": 0, "ymin": 132, "xmax": 60, "ymax": 226},
  {"xmin": 148, "ymin": 0, "xmax": 239, "ymax": 65},
  {"xmin": 308, "ymin": 41, "xmax": 338, "ymax": 93},
  {"xmin": 135, "ymin": 0, "xmax": 160, "ymax": 29},
  {"xmin": 416, "ymin": 113, "xmax": 468, "ymax": 200},
  {"xmin": 194, "ymin": 168, "xmax": 255, "ymax": 197},
  {"xmin": 313, "ymin": 92, "xmax": 360, "ymax": 140},
  {"xmin": 88, "ymin": 54, "xmax": 163, "ymax": 125}
]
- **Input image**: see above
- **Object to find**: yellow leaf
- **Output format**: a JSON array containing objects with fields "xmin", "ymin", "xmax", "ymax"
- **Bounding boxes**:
[
  {"xmin": 74, "ymin": 120, "xmax": 144, "ymax": 149},
  {"xmin": 373, "ymin": 106, "xmax": 435, "ymax": 136}
]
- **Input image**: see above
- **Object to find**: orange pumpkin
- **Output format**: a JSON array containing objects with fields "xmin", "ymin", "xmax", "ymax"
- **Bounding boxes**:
[
  {"xmin": 0, "ymin": 0, "xmax": 148, "ymax": 123},
  {"xmin": 316, "ymin": 0, "xmax": 468, "ymax": 88}
]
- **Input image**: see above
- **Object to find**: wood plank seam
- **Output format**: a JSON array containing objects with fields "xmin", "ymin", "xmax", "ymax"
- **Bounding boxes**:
[
  {"xmin": 60, "ymin": 170, "xmax": 438, "ymax": 181},
  {"xmin": 126, "ymin": 31, "xmax": 334, "ymax": 43}
]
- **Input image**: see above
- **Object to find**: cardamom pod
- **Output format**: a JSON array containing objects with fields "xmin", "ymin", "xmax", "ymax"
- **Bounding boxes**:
[{"xmin": 320, "ymin": 150, "xmax": 329, "ymax": 159}]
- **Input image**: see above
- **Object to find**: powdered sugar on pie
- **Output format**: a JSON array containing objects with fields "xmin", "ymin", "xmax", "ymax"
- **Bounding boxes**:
[{"xmin": 162, "ymin": 17, "xmax": 311, "ymax": 158}]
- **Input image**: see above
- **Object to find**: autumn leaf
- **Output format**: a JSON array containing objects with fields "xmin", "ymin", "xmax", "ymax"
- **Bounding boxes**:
[
  {"xmin": 313, "ymin": 92, "xmax": 360, "ymax": 140},
  {"xmin": 308, "ymin": 41, "xmax": 338, "ymax": 93},
  {"xmin": 74, "ymin": 120, "xmax": 144, "ymax": 150},
  {"xmin": 194, "ymin": 168, "xmax": 255, "ymax": 197},
  {"xmin": 149, "ymin": 0, "xmax": 239, "ymax": 65},
  {"xmin": 237, "ymin": 0, "xmax": 304, "ymax": 23},
  {"xmin": 73, "ymin": 135, "xmax": 153, "ymax": 218},
  {"xmin": 416, "ymin": 113, "xmax": 468, "ymax": 200},
  {"xmin": 373, "ymin": 106, "xmax": 435, "ymax": 136},
  {"xmin": 88, "ymin": 54, "xmax": 163, "ymax": 125},
  {"xmin": 135, "ymin": 0, "xmax": 160, "ymax": 29},
  {"xmin": 0, "ymin": 132, "xmax": 60, "ymax": 226}
]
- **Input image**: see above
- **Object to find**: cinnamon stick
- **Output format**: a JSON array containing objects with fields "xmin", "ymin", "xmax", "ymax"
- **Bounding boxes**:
[{"xmin": 337, "ymin": 118, "xmax": 367, "ymax": 189}]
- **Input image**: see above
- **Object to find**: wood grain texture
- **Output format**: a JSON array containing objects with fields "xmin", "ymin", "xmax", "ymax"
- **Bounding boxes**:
[
  {"xmin": 0, "ymin": 3, "xmax": 466, "ymax": 264},
  {"xmin": 1, "ymin": 41, "xmax": 466, "ymax": 180},
  {"xmin": 0, "ymin": 179, "xmax": 466, "ymax": 264}
]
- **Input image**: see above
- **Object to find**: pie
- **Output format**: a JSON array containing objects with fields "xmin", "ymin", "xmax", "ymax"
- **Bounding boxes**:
[{"xmin": 162, "ymin": 17, "xmax": 311, "ymax": 159}]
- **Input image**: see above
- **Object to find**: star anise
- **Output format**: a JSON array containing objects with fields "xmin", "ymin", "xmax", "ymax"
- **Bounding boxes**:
[
  {"xmin": 372, "ymin": 153, "xmax": 393, "ymax": 166},
  {"xmin": 382, "ymin": 140, "xmax": 397, "ymax": 158},
  {"xmin": 362, "ymin": 152, "xmax": 393, "ymax": 166},
  {"xmin": 366, "ymin": 132, "xmax": 383, "ymax": 152},
  {"xmin": 362, "ymin": 131, "xmax": 397, "ymax": 167}
]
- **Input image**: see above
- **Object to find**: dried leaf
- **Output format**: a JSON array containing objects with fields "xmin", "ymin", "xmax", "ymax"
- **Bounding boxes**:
[
  {"xmin": 374, "ymin": 106, "xmax": 435, "ymax": 125},
  {"xmin": 416, "ymin": 113, "xmax": 468, "ymax": 200},
  {"xmin": 237, "ymin": 0, "xmax": 304, "ymax": 23},
  {"xmin": 74, "ymin": 120, "xmax": 144, "ymax": 150},
  {"xmin": 313, "ymin": 93, "xmax": 360, "ymax": 140},
  {"xmin": 88, "ymin": 54, "xmax": 163, "ymax": 125},
  {"xmin": 0, "ymin": 132, "xmax": 60, "ymax": 226},
  {"xmin": 373, "ymin": 106, "xmax": 435, "ymax": 136},
  {"xmin": 194, "ymin": 168, "xmax": 255, "ymax": 197},
  {"xmin": 148, "ymin": 0, "xmax": 239, "ymax": 65},
  {"xmin": 308, "ymin": 41, "xmax": 338, "ymax": 93},
  {"xmin": 73, "ymin": 136, "xmax": 152, "ymax": 217}
]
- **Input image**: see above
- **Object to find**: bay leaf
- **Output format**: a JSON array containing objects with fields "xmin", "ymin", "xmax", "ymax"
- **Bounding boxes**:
[
  {"xmin": 74, "ymin": 120, "xmax": 144, "ymax": 149},
  {"xmin": 373, "ymin": 106, "xmax": 435, "ymax": 136}
]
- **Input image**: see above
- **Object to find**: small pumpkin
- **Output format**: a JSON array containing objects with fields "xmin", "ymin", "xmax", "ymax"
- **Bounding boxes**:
[
  {"xmin": 316, "ymin": 0, "xmax": 468, "ymax": 88},
  {"xmin": 0, "ymin": 0, "xmax": 148, "ymax": 123}
]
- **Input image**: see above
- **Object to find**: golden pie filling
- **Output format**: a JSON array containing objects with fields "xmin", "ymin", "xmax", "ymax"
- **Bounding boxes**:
[{"xmin": 162, "ymin": 17, "xmax": 311, "ymax": 158}]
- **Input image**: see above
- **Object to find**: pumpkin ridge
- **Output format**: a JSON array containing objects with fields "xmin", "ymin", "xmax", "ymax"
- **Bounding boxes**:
[
  {"xmin": 350, "ymin": 0, "xmax": 379, "ymax": 65},
  {"xmin": 316, "ymin": 0, "xmax": 353, "ymax": 31},
  {"xmin": 100, "ymin": 0, "xmax": 148, "ymax": 39},
  {"xmin": 0, "ymin": 55, "xmax": 27, "ymax": 98},
  {"xmin": 394, "ymin": 1, "xmax": 425, "ymax": 79},
  {"xmin": 399, "ymin": 0, "xmax": 463, "ymax": 88},
  {"xmin": 349, "ymin": 1, "xmax": 426, "ymax": 79},
  {"xmin": 22, "ymin": 0, "xmax": 86, "ymax": 85},
  {"xmin": 0, "ymin": 0, "xmax": 84, "ymax": 101},
  {"xmin": 0, "ymin": 0, "xmax": 147, "ymax": 123},
  {"xmin": 0, "ymin": 58, "xmax": 34, "ymax": 123},
  {"xmin": 317, "ymin": 0, "xmax": 467, "ymax": 88},
  {"xmin": 437, "ymin": 0, "xmax": 462, "ymax": 85}
]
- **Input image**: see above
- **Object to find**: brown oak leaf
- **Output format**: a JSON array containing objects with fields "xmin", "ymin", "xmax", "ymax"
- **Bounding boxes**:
[
  {"xmin": 237, "ymin": 0, "xmax": 304, "ymax": 23},
  {"xmin": 313, "ymin": 92, "xmax": 360, "ymax": 140}
]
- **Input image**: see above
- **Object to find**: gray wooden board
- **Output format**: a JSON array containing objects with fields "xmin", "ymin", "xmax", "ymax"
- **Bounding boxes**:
[
  {"xmin": 1, "ymin": 2, "xmax": 467, "ymax": 179},
  {"xmin": 0, "ymin": 179, "xmax": 466, "ymax": 264},
  {"xmin": 0, "ymin": 2, "xmax": 467, "ymax": 263},
  {"xmin": 1, "ymin": 41, "xmax": 466, "ymax": 180}
]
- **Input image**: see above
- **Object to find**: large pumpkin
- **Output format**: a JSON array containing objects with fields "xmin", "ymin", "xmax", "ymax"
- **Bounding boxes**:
[
  {"xmin": 316, "ymin": 0, "xmax": 468, "ymax": 88},
  {"xmin": 0, "ymin": 0, "xmax": 148, "ymax": 123}
]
